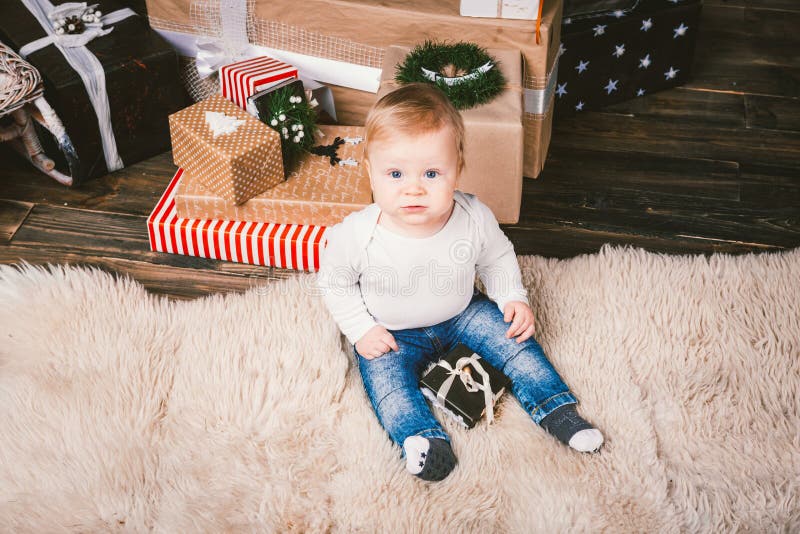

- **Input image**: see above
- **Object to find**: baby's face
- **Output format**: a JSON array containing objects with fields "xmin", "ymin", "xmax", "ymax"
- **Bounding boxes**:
[{"xmin": 366, "ymin": 126, "xmax": 459, "ymax": 238}]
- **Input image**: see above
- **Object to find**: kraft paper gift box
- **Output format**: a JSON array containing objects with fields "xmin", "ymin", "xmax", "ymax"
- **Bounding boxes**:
[
  {"xmin": 143, "ymin": 0, "xmax": 562, "ymax": 179},
  {"xmin": 420, "ymin": 344, "xmax": 511, "ymax": 429},
  {"xmin": 148, "ymin": 168, "xmax": 327, "ymax": 271},
  {"xmin": 168, "ymin": 94, "xmax": 284, "ymax": 205},
  {"xmin": 555, "ymin": 0, "xmax": 702, "ymax": 115},
  {"xmin": 0, "ymin": 0, "xmax": 186, "ymax": 186},
  {"xmin": 174, "ymin": 125, "xmax": 372, "ymax": 227},
  {"xmin": 377, "ymin": 46, "xmax": 524, "ymax": 224}
]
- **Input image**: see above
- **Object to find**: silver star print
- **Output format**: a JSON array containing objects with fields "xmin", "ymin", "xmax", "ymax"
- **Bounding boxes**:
[
  {"xmin": 636, "ymin": 88, "xmax": 645, "ymax": 96},
  {"xmin": 575, "ymin": 60, "xmax": 589, "ymax": 73},
  {"xmin": 639, "ymin": 54, "xmax": 651, "ymax": 68},
  {"xmin": 604, "ymin": 79, "xmax": 619, "ymax": 94},
  {"xmin": 613, "ymin": 44, "xmax": 626, "ymax": 58},
  {"xmin": 641, "ymin": 18, "xmax": 653, "ymax": 31},
  {"xmin": 556, "ymin": 82, "xmax": 568, "ymax": 98},
  {"xmin": 575, "ymin": 101, "xmax": 585, "ymax": 111},
  {"xmin": 673, "ymin": 23, "xmax": 688, "ymax": 38},
  {"xmin": 564, "ymin": 17, "xmax": 572, "ymax": 24},
  {"xmin": 559, "ymin": 42, "xmax": 567, "ymax": 57},
  {"xmin": 613, "ymin": 9, "xmax": 625, "ymax": 18},
  {"xmin": 664, "ymin": 67, "xmax": 679, "ymax": 79},
  {"xmin": 593, "ymin": 24, "xmax": 607, "ymax": 37}
]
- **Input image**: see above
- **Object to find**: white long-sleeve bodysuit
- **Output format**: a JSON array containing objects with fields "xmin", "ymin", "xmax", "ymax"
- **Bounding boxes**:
[{"xmin": 316, "ymin": 191, "xmax": 529, "ymax": 345}]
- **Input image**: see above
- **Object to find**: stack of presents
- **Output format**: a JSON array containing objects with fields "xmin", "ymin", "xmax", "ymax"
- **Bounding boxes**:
[{"xmin": 1, "ymin": 0, "xmax": 702, "ymax": 272}]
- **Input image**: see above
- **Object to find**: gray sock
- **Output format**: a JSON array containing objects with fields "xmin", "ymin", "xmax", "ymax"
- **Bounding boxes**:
[
  {"xmin": 403, "ymin": 436, "xmax": 457, "ymax": 481},
  {"xmin": 540, "ymin": 403, "xmax": 597, "ymax": 448}
]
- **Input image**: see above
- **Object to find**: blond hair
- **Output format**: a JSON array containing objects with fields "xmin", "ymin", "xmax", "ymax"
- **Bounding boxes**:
[{"xmin": 364, "ymin": 83, "xmax": 465, "ymax": 173}]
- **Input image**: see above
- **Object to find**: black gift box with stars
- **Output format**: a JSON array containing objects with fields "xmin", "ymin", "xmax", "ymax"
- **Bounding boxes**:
[{"xmin": 555, "ymin": 0, "xmax": 702, "ymax": 116}]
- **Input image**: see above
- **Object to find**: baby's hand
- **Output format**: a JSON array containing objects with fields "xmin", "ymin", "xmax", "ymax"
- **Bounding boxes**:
[
  {"xmin": 355, "ymin": 325, "xmax": 400, "ymax": 359},
  {"xmin": 503, "ymin": 301, "xmax": 536, "ymax": 344}
]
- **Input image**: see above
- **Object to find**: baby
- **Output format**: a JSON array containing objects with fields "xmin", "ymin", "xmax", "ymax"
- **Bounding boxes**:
[{"xmin": 317, "ymin": 83, "xmax": 603, "ymax": 481}]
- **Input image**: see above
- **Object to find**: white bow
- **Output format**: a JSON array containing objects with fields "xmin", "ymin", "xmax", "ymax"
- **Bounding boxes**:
[
  {"xmin": 421, "ymin": 61, "xmax": 494, "ymax": 87},
  {"xmin": 20, "ymin": 3, "xmax": 135, "ymax": 57},
  {"xmin": 435, "ymin": 354, "xmax": 497, "ymax": 424},
  {"xmin": 195, "ymin": 38, "xmax": 253, "ymax": 78}
]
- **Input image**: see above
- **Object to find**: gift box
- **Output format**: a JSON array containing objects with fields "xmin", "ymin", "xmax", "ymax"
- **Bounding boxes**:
[
  {"xmin": 377, "ymin": 46, "xmax": 523, "ymax": 224},
  {"xmin": 0, "ymin": 0, "xmax": 186, "ymax": 186},
  {"xmin": 420, "ymin": 344, "xmax": 511, "ymax": 429},
  {"xmin": 174, "ymin": 125, "xmax": 372, "ymax": 226},
  {"xmin": 148, "ymin": 168, "xmax": 327, "ymax": 271},
  {"xmin": 555, "ymin": 0, "xmax": 702, "ymax": 115},
  {"xmin": 220, "ymin": 55, "xmax": 298, "ymax": 110},
  {"xmin": 169, "ymin": 94, "xmax": 284, "ymax": 205},
  {"xmin": 144, "ymin": 0, "xmax": 562, "ymax": 178},
  {"xmin": 460, "ymin": 0, "xmax": 541, "ymax": 20}
]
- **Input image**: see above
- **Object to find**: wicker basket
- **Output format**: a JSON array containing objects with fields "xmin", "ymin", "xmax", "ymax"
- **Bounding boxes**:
[{"xmin": 0, "ymin": 41, "xmax": 73, "ymax": 186}]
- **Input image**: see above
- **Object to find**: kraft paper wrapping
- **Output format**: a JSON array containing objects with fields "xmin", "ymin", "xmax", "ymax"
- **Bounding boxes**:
[
  {"xmin": 145, "ymin": 0, "xmax": 562, "ymax": 178},
  {"xmin": 169, "ymin": 94, "xmax": 284, "ymax": 205},
  {"xmin": 377, "ymin": 46, "xmax": 523, "ymax": 224},
  {"xmin": 174, "ymin": 125, "xmax": 372, "ymax": 226}
]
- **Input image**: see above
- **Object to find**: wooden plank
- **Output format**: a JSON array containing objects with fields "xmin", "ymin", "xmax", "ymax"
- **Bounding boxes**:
[
  {"xmin": 602, "ymin": 88, "xmax": 746, "ymax": 128},
  {"xmin": 0, "ymin": 245, "xmax": 296, "ymax": 300},
  {"xmin": 0, "ymin": 146, "xmax": 176, "ymax": 216},
  {"xmin": 551, "ymin": 110, "xmax": 800, "ymax": 169},
  {"xmin": 503, "ymin": 221, "xmax": 784, "ymax": 258},
  {"xmin": 686, "ymin": 5, "xmax": 800, "ymax": 97},
  {"xmin": 745, "ymin": 94, "xmax": 800, "ymax": 132},
  {"xmin": 736, "ymin": 163, "xmax": 800, "ymax": 209},
  {"xmin": 0, "ymin": 200, "xmax": 33, "ymax": 244},
  {"xmin": 540, "ymin": 146, "xmax": 741, "ymax": 201},
  {"xmin": 518, "ymin": 191, "xmax": 800, "ymax": 249}
]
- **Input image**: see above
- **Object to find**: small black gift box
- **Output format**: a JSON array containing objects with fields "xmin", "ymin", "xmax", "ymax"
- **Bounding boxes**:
[
  {"xmin": 0, "ymin": 0, "xmax": 186, "ymax": 185},
  {"xmin": 246, "ymin": 78, "xmax": 306, "ymax": 123},
  {"xmin": 420, "ymin": 344, "xmax": 511, "ymax": 429}
]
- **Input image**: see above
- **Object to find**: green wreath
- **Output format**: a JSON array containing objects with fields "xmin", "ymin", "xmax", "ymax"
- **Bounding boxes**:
[
  {"xmin": 395, "ymin": 41, "xmax": 506, "ymax": 110},
  {"xmin": 263, "ymin": 86, "xmax": 318, "ymax": 173}
]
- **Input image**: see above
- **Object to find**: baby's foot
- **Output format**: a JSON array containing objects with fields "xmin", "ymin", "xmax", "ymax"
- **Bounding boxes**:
[
  {"xmin": 540, "ymin": 404, "xmax": 604, "ymax": 453},
  {"xmin": 402, "ymin": 436, "xmax": 457, "ymax": 481}
]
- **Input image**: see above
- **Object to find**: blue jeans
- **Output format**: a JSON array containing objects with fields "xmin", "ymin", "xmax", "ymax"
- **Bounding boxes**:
[{"xmin": 355, "ymin": 290, "xmax": 578, "ymax": 448}]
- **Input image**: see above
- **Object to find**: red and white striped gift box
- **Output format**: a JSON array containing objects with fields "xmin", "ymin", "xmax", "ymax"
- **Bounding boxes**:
[
  {"xmin": 148, "ymin": 169, "xmax": 327, "ymax": 271},
  {"xmin": 220, "ymin": 56, "xmax": 298, "ymax": 110}
]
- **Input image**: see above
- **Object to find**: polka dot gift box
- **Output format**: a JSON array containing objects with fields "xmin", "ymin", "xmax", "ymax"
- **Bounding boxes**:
[
  {"xmin": 173, "ymin": 126, "xmax": 373, "ymax": 227},
  {"xmin": 168, "ymin": 94, "xmax": 284, "ymax": 205}
]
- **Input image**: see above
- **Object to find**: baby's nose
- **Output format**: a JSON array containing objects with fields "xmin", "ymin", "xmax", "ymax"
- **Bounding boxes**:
[{"xmin": 403, "ymin": 177, "xmax": 426, "ymax": 194}]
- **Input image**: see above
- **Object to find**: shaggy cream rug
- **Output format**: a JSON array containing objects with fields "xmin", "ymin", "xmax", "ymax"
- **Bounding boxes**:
[{"xmin": 0, "ymin": 247, "xmax": 798, "ymax": 532}]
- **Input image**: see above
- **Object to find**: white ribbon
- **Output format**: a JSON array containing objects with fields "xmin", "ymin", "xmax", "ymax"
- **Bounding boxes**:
[
  {"xmin": 421, "ymin": 61, "xmax": 494, "ymax": 87},
  {"xmin": 19, "ymin": 0, "xmax": 137, "ymax": 172},
  {"xmin": 435, "ymin": 354, "xmax": 497, "ymax": 424}
]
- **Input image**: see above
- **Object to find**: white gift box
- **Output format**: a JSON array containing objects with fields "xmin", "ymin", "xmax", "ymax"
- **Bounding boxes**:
[{"xmin": 460, "ymin": 0, "xmax": 541, "ymax": 20}]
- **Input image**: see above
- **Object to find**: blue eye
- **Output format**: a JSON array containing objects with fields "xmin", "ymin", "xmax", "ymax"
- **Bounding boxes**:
[
  {"xmin": 425, "ymin": 170, "xmax": 439, "ymax": 179},
  {"xmin": 390, "ymin": 170, "xmax": 402, "ymax": 179}
]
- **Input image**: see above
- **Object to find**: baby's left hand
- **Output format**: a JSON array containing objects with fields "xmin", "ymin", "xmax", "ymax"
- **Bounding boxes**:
[{"xmin": 503, "ymin": 301, "xmax": 536, "ymax": 344}]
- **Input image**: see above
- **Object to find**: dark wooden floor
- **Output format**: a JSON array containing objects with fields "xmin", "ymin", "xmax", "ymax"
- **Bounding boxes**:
[{"xmin": 1, "ymin": 0, "xmax": 798, "ymax": 299}]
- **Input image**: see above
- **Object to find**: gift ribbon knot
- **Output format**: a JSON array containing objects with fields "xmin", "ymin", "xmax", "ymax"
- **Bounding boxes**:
[{"xmin": 435, "ymin": 354, "xmax": 497, "ymax": 424}]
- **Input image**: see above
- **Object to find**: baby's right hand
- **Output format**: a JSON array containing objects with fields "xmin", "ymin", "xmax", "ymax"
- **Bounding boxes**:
[{"xmin": 355, "ymin": 325, "xmax": 399, "ymax": 359}]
